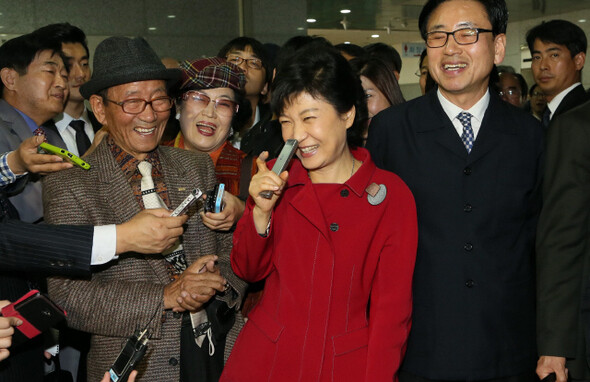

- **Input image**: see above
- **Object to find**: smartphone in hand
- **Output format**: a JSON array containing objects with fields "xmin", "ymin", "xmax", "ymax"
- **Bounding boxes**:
[
  {"xmin": 1, "ymin": 290, "xmax": 66, "ymax": 345},
  {"xmin": 260, "ymin": 139, "xmax": 298, "ymax": 199},
  {"xmin": 39, "ymin": 142, "xmax": 91, "ymax": 170}
]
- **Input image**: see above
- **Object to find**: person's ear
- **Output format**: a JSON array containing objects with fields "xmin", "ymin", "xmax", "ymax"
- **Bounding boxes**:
[
  {"xmin": 89, "ymin": 95, "xmax": 107, "ymax": 125},
  {"xmin": 493, "ymin": 34, "xmax": 507, "ymax": 65},
  {"xmin": 260, "ymin": 82, "xmax": 269, "ymax": 96},
  {"xmin": 574, "ymin": 51, "xmax": 586, "ymax": 71},
  {"xmin": 344, "ymin": 106, "xmax": 356, "ymax": 129},
  {"xmin": 0, "ymin": 68, "xmax": 18, "ymax": 91}
]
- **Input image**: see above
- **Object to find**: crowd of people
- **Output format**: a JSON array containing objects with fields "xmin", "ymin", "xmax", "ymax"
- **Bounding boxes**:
[{"xmin": 0, "ymin": 0, "xmax": 590, "ymax": 381}]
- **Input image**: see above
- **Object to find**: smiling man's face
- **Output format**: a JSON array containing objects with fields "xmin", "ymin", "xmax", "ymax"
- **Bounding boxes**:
[{"xmin": 10, "ymin": 49, "xmax": 68, "ymax": 124}]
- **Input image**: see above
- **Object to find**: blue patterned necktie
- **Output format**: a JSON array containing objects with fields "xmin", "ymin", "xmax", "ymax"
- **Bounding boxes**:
[{"xmin": 457, "ymin": 112, "xmax": 474, "ymax": 153}]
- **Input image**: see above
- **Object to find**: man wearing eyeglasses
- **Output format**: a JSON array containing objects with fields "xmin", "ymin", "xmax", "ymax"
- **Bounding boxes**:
[
  {"xmin": 498, "ymin": 71, "xmax": 528, "ymax": 108},
  {"xmin": 366, "ymin": 1, "xmax": 543, "ymax": 382},
  {"xmin": 42, "ymin": 36, "xmax": 245, "ymax": 381},
  {"xmin": 217, "ymin": 37, "xmax": 284, "ymax": 159}
]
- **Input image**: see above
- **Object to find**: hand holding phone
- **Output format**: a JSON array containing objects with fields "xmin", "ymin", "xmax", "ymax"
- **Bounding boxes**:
[
  {"xmin": 170, "ymin": 188, "xmax": 203, "ymax": 217},
  {"xmin": 259, "ymin": 139, "xmax": 298, "ymax": 199},
  {"xmin": 0, "ymin": 290, "xmax": 66, "ymax": 346},
  {"xmin": 204, "ymin": 184, "xmax": 225, "ymax": 213},
  {"xmin": 38, "ymin": 142, "xmax": 90, "ymax": 170},
  {"xmin": 109, "ymin": 329, "xmax": 148, "ymax": 382}
]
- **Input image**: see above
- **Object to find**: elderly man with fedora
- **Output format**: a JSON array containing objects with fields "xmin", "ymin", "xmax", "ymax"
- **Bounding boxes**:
[{"xmin": 43, "ymin": 36, "xmax": 246, "ymax": 381}]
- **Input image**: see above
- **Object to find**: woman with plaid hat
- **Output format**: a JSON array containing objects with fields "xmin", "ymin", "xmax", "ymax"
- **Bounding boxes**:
[{"xmin": 167, "ymin": 57, "xmax": 254, "ymax": 232}]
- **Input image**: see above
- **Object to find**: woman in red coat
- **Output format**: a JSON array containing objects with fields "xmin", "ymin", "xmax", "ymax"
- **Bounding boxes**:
[{"xmin": 221, "ymin": 44, "xmax": 418, "ymax": 382}]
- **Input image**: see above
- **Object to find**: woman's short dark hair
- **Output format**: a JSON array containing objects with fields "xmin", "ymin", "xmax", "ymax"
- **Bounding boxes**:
[
  {"xmin": 271, "ymin": 45, "xmax": 367, "ymax": 148},
  {"xmin": 419, "ymin": 0, "xmax": 508, "ymax": 39},
  {"xmin": 351, "ymin": 57, "xmax": 405, "ymax": 107}
]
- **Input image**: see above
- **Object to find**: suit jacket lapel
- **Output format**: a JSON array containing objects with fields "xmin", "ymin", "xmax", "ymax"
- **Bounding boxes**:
[
  {"xmin": 41, "ymin": 120, "xmax": 67, "ymax": 148},
  {"xmin": 553, "ymin": 84, "xmax": 589, "ymax": 118},
  {"xmin": 0, "ymin": 99, "xmax": 35, "ymax": 143},
  {"xmin": 159, "ymin": 147, "xmax": 202, "ymax": 266},
  {"xmin": 467, "ymin": 92, "xmax": 515, "ymax": 164},
  {"xmin": 418, "ymin": 92, "xmax": 469, "ymax": 160}
]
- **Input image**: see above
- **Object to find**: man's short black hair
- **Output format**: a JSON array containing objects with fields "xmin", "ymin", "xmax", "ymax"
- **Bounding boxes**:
[
  {"xmin": 276, "ymin": 36, "xmax": 332, "ymax": 72},
  {"xmin": 217, "ymin": 36, "xmax": 271, "ymax": 85},
  {"xmin": 419, "ymin": 0, "xmax": 508, "ymax": 40},
  {"xmin": 32, "ymin": 23, "xmax": 89, "ymax": 57},
  {"xmin": 0, "ymin": 33, "xmax": 62, "ymax": 95},
  {"xmin": 526, "ymin": 19, "xmax": 587, "ymax": 57},
  {"xmin": 335, "ymin": 43, "xmax": 367, "ymax": 60},
  {"xmin": 364, "ymin": 42, "xmax": 402, "ymax": 73}
]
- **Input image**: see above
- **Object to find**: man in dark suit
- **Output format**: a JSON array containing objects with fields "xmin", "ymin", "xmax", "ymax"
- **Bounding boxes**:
[
  {"xmin": 366, "ymin": 0, "xmax": 543, "ymax": 381},
  {"xmin": 527, "ymin": 20, "xmax": 589, "ymax": 128},
  {"xmin": 536, "ymin": 100, "xmax": 590, "ymax": 382}
]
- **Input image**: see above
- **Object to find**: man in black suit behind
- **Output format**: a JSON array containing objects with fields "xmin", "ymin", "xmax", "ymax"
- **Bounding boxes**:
[
  {"xmin": 366, "ymin": 0, "xmax": 543, "ymax": 381},
  {"xmin": 536, "ymin": 100, "xmax": 590, "ymax": 382},
  {"xmin": 527, "ymin": 20, "xmax": 589, "ymax": 128}
]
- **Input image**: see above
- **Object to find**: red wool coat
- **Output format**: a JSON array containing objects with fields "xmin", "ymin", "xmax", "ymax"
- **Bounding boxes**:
[{"xmin": 221, "ymin": 148, "xmax": 418, "ymax": 382}]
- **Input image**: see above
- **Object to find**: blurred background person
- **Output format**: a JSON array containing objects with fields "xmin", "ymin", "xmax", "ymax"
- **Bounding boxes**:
[
  {"xmin": 335, "ymin": 42, "xmax": 367, "ymax": 61},
  {"xmin": 365, "ymin": 42, "xmax": 403, "ymax": 80},
  {"xmin": 217, "ymin": 37, "xmax": 278, "ymax": 157},
  {"xmin": 498, "ymin": 71, "xmax": 528, "ymax": 107},
  {"xmin": 416, "ymin": 50, "xmax": 437, "ymax": 95},
  {"xmin": 351, "ymin": 57, "xmax": 405, "ymax": 145},
  {"xmin": 529, "ymin": 84, "xmax": 547, "ymax": 120}
]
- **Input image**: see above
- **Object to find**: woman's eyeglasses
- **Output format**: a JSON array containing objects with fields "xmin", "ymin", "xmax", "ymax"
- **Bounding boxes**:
[{"xmin": 181, "ymin": 91, "xmax": 239, "ymax": 117}]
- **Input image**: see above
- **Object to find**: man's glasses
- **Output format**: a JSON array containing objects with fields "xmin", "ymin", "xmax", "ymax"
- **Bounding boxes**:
[
  {"xmin": 106, "ymin": 97, "xmax": 173, "ymax": 114},
  {"xmin": 499, "ymin": 89, "xmax": 521, "ymax": 97},
  {"xmin": 425, "ymin": 28, "xmax": 493, "ymax": 48},
  {"xmin": 226, "ymin": 55, "xmax": 263, "ymax": 70},
  {"xmin": 181, "ymin": 91, "xmax": 239, "ymax": 117}
]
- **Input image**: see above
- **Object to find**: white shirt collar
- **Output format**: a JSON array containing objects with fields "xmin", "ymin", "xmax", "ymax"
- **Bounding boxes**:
[
  {"xmin": 437, "ymin": 88, "xmax": 490, "ymax": 135},
  {"xmin": 547, "ymin": 82, "xmax": 581, "ymax": 119},
  {"xmin": 54, "ymin": 109, "xmax": 91, "ymax": 132}
]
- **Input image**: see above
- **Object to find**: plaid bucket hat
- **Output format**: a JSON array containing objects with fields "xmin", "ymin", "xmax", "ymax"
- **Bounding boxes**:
[{"xmin": 178, "ymin": 57, "xmax": 246, "ymax": 93}]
